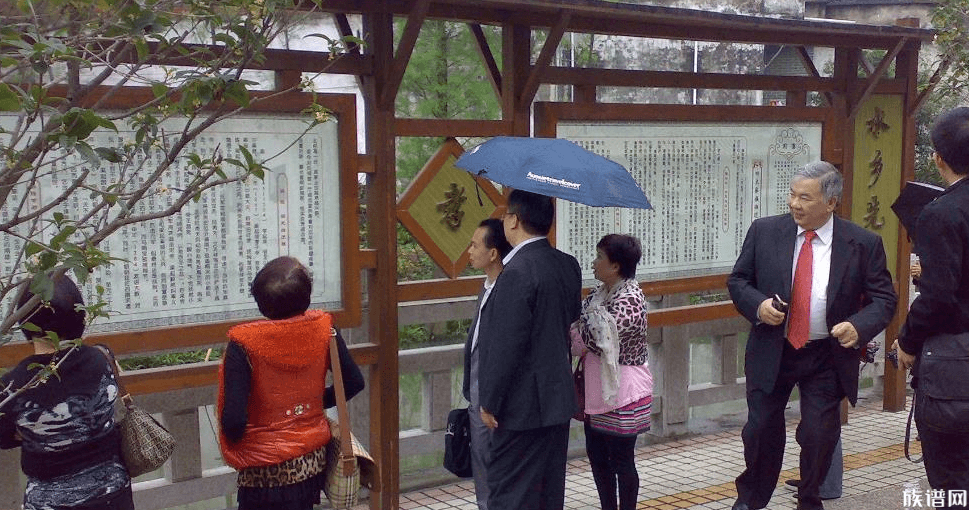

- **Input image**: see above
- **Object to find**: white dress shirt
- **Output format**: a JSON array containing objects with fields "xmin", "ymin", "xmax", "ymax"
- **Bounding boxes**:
[
  {"xmin": 501, "ymin": 235, "xmax": 544, "ymax": 266},
  {"xmin": 792, "ymin": 214, "xmax": 834, "ymax": 340},
  {"xmin": 470, "ymin": 276, "xmax": 496, "ymax": 352}
]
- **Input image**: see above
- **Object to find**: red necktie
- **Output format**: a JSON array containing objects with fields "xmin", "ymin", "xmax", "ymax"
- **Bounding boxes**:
[{"xmin": 789, "ymin": 230, "xmax": 816, "ymax": 349}]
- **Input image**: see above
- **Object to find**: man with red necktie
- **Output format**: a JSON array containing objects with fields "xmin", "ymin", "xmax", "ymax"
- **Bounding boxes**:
[{"xmin": 727, "ymin": 161, "xmax": 897, "ymax": 510}]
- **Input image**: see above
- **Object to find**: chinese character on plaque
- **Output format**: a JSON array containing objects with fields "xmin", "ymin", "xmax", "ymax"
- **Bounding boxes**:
[{"xmin": 397, "ymin": 138, "xmax": 505, "ymax": 278}]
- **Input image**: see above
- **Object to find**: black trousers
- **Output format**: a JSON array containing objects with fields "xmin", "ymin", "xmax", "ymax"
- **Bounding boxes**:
[
  {"xmin": 919, "ymin": 425, "xmax": 969, "ymax": 510},
  {"xmin": 486, "ymin": 422, "xmax": 570, "ymax": 510},
  {"xmin": 735, "ymin": 340, "xmax": 843, "ymax": 510},
  {"xmin": 584, "ymin": 422, "xmax": 639, "ymax": 510}
]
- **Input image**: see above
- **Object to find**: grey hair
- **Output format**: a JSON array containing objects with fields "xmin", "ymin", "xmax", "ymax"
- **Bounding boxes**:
[{"xmin": 793, "ymin": 161, "xmax": 843, "ymax": 203}]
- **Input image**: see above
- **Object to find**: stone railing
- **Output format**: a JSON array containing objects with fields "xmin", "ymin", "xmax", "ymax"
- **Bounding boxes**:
[{"xmin": 1, "ymin": 293, "xmax": 752, "ymax": 509}]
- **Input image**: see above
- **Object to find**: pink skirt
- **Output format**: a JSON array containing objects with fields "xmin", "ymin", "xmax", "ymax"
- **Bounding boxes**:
[{"xmin": 587, "ymin": 395, "xmax": 652, "ymax": 437}]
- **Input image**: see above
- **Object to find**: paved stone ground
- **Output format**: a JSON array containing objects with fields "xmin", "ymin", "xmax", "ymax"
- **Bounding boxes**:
[{"xmin": 347, "ymin": 389, "xmax": 935, "ymax": 510}]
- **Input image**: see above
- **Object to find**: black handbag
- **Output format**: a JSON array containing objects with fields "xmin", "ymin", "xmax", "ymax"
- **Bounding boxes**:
[
  {"xmin": 572, "ymin": 355, "xmax": 587, "ymax": 421},
  {"xmin": 443, "ymin": 407, "xmax": 473, "ymax": 478},
  {"xmin": 914, "ymin": 332, "xmax": 969, "ymax": 434}
]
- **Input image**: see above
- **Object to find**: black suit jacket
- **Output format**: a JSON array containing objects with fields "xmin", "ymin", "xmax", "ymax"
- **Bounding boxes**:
[
  {"xmin": 728, "ymin": 214, "xmax": 897, "ymax": 404},
  {"xmin": 477, "ymin": 238, "xmax": 582, "ymax": 430},
  {"xmin": 899, "ymin": 177, "xmax": 969, "ymax": 356},
  {"xmin": 462, "ymin": 286, "xmax": 487, "ymax": 403}
]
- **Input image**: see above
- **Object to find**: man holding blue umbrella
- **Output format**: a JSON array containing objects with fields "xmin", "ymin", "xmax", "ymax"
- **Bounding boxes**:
[{"xmin": 477, "ymin": 189, "xmax": 582, "ymax": 510}]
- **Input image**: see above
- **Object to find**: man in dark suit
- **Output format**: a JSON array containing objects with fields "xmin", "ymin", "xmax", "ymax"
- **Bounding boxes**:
[
  {"xmin": 477, "ymin": 189, "xmax": 582, "ymax": 510},
  {"xmin": 894, "ymin": 107, "xmax": 969, "ymax": 509},
  {"xmin": 728, "ymin": 161, "xmax": 897, "ymax": 510},
  {"xmin": 463, "ymin": 218, "xmax": 512, "ymax": 510}
]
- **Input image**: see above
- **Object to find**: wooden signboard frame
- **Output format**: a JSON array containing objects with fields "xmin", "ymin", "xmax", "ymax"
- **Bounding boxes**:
[{"xmin": 0, "ymin": 90, "xmax": 362, "ymax": 366}]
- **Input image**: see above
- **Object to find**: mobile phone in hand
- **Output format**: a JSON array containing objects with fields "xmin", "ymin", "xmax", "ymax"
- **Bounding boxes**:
[
  {"xmin": 771, "ymin": 294, "xmax": 789, "ymax": 313},
  {"xmin": 887, "ymin": 349, "xmax": 899, "ymax": 369}
]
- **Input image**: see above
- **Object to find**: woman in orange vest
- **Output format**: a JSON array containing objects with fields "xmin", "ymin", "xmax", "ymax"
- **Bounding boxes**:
[{"xmin": 218, "ymin": 256, "xmax": 364, "ymax": 510}]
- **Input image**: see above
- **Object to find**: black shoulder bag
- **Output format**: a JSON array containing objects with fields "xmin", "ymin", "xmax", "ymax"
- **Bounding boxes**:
[
  {"xmin": 913, "ymin": 332, "xmax": 969, "ymax": 434},
  {"xmin": 443, "ymin": 407, "xmax": 473, "ymax": 478}
]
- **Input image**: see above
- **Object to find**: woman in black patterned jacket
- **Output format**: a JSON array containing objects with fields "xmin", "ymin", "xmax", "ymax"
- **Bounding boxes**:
[{"xmin": 0, "ymin": 275, "xmax": 134, "ymax": 510}]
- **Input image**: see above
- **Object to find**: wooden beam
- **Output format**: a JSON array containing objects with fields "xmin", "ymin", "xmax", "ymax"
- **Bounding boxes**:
[
  {"xmin": 910, "ymin": 56, "xmax": 952, "ymax": 116},
  {"xmin": 394, "ymin": 118, "xmax": 512, "ymax": 137},
  {"xmin": 468, "ymin": 23, "xmax": 502, "ymax": 100},
  {"xmin": 137, "ymin": 42, "xmax": 371, "ymax": 74},
  {"xmin": 575, "ymin": 84, "xmax": 596, "ymax": 103},
  {"xmin": 307, "ymin": 1, "xmax": 934, "ymax": 49},
  {"xmin": 518, "ymin": 10, "xmax": 571, "ymax": 110},
  {"xmin": 848, "ymin": 38, "xmax": 907, "ymax": 120},
  {"xmin": 379, "ymin": 0, "xmax": 430, "ymax": 110},
  {"xmin": 787, "ymin": 90, "xmax": 807, "ymax": 107},
  {"xmin": 358, "ymin": 154, "xmax": 376, "ymax": 174},
  {"xmin": 886, "ymin": 45, "xmax": 921, "ymax": 412},
  {"xmin": 359, "ymin": 248, "xmax": 378, "ymax": 269},
  {"xmin": 274, "ymin": 69, "xmax": 301, "ymax": 91},
  {"xmin": 648, "ymin": 301, "xmax": 739, "ymax": 328},
  {"xmin": 505, "ymin": 24, "xmax": 531, "ymax": 136},
  {"xmin": 543, "ymin": 65, "xmax": 842, "ymax": 92},
  {"xmin": 641, "ymin": 274, "xmax": 728, "ymax": 297},
  {"xmin": 397, "ymin": 273, "xmax": 729, "ymax": 304},
  {"xmin": 364, "ymin": 8, "xmax": 400, "ymax": 507}
]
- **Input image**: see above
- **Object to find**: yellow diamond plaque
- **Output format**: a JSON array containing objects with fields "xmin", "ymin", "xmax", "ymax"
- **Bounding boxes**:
[{"xmin": 397, "ymin": 138, "xmax": 505, "ymax": 278}]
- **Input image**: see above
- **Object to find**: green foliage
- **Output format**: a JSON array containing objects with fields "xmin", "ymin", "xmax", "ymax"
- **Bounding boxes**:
[
  {"xmin": 0, "ymin": 0, "xmax": 355, "ymax": 342},
  {"xmin": 397, "ymin": 224, "xmax": 437, "ymax": 281},
  {"xmin": 120, "ymin": 348, "xmax": 223, "ymax": 370},
  {"xmin": 933, "ymin": 0, "xmax": 969, "ymax": 88},
  {"xmin": 393, "ymin": 22, "xmax": 502, "ymax": 291},
  {"xmin": 398, "ymin": 319, "xmax": 471, "ymax": 350},
  {"xmin": 0, "ymin": 0, "xmax": 358, "ymax": 411},
  {"xmin": 395, "ymin": 21, "xmax": 501, "ymax": 186},
  {"xmin": 914, "ymin": 79, "xmax": 959, "ymax": 186}
]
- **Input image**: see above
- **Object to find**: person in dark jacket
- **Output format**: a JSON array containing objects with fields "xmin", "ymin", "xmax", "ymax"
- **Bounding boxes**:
[
  {"xmin": 894, "ymin": 107, "xmax": 969, "ymax": 509},
  {"xmin": 477, "ymin": 190, "xmax": 582, "ymax": 510},
  {"xmin": 728, "ymin": 162, "xmax": 897, "ymax": 510},
  {"xmin": 1, "ymin": 275, "xmax": 135, "ymax": 510},
  {"xmin": 218, "ymin": 256, "xmax": 364, "ymax": 510},
  {"xmin": 462, "ymin": 217, "xmax": 512, "ymax": 510}
]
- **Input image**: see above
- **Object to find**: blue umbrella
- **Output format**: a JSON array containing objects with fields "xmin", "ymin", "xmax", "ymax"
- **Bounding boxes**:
[{"xmin": 455, "ymin": 136, "xmax": 652, "ymax": 209}]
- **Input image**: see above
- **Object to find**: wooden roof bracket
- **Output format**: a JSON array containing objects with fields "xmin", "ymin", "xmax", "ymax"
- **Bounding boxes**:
[
  {"xmin": 795, "ymin": 46, "xmax": 834, "ymax": 107},
  {"xmin": 334, "ymin": 13, "xmax": 361, "ymax": 54},
  {"xmin": 334, "ymin": 12, "xmax": 370, "ymax": 92},
  {"xmin": 910, "ymin": 55, "xmax": 952, "ymax": 116},
  {"xmin": 517, "ymin": 10, "xmax": 572, "ymax": 111},
  {"xmin": 378, "ymin": 0, "xmax": 430, "ymax": 110},
  {"xmin": 847, "ymin": 37, "xmax": 907, "ymax": 120},
  {"xmin": 468, "ymin": 23, "xmax": 503, "ymax": 101}
]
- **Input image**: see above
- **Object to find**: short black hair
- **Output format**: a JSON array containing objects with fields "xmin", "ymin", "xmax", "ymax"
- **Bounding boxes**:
[
  {"xmin": 18, "ymin": 275, "xmax": 86, "ymax": 341},
  {"xmin": 251, "ymin": 256, "xmax": 312, "ymax": 320},
  {"xmin": 507, "ymin": 189, "xmax": 554, "ymax": 236},
  {"xmin": 596, "ymin": 234, "xmax": 642, "ymax": 279},
  {"xmin": 478, "ymin": 218, "xmax": 512, "ymax": 259},
  {"xmin": 931, "ymin": 107, "xmax": 969, "ymax": 175}
]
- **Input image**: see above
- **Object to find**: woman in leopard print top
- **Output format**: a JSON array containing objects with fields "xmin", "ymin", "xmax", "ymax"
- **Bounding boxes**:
[{"xmin": 570, "ymin": 234, "xmax": 653, "ymax": 510}]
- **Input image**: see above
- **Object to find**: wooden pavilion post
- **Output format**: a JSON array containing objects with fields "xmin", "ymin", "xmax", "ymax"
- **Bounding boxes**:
[
  {"xmin": 884, "ymin": 41, "xmax": 923, "ymax": 412},
  {"xmin": 363, "ymin": 9, "xmax": 401, "ymax": 509},
  {"xmin": 505, "ymin": 23, "xmax": 532, "ymax": 137}
]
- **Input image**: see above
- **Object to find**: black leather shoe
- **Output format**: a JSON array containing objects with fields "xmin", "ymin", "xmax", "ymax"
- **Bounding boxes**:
[
  {"xmin": 793, "ymin": 492, "xmax": 839, "ymax": 502},
  {"xmin": 785, "ymin": 479, "xmax": 800, "ymax": 489},
  {"xmin": 731, "ymin": 501, "xmax": 750, "ymax": 510}
]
